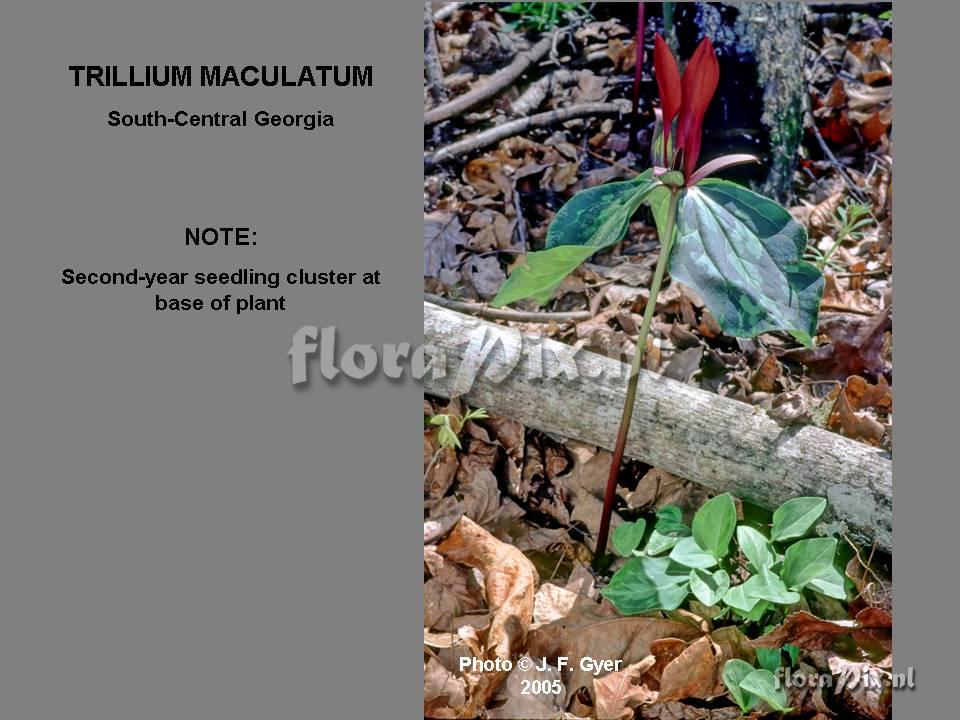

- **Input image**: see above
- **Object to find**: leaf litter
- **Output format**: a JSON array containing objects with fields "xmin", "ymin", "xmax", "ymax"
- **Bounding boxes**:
[{"xmin": 424, "ymin": 4, "xmax": 893, "ymax": 717}]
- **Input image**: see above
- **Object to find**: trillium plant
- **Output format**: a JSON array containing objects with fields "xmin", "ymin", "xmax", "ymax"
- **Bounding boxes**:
[{"xmin": 491, "ymin": 36, "xmax": 825, "ymax": 566}]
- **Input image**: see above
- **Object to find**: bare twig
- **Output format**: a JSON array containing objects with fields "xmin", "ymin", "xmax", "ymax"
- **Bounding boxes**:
[
  {"xmin": 819, "ymin": 301, "xmax": 882, "ymax": 315},
  {"xmin": 425, "ymin": 34, "xmax": 555, "ymax": 125},
  {"xmin": 512, "ymin": 186, "xmax": 527, "ymax": 252},
  {"xmin": 508, "ymin": 68, "xmax": 577, "ymax": 116},
  {"xmin": 426, "ymin": 100, "xmax": 629, "ymax": 166},
  {"xmin": 833, "ymin": 268, "xmax": 888, "ymax": 279},
  {"xmin": 584, "ymin": 148, "xmax": 641, "ymax": 176},
  {"xmin": 424, "ymin": 3, "xmax": 449, "ymax": 107},
  {"xmin": 808, "ymin": 113, "xmax": 868, "ymax": 203},
  {"xmin": 425, "ymin": 294, "xmax": 592, "ymax": 323}
]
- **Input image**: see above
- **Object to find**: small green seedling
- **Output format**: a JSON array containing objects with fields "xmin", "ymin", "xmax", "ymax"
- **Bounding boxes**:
[
  {"xmin": 499, "ymin": 2, "xmax": 588, "ymax": 31},
  {"xmin": 805, "ymin": 200, "xmax": 874, "ymax": 271},
  {"xmin": 722, "ymin": 659, "xmax": 792, "ymax": 714},
  {"xmin": 600, "ymin": 494, "xmax": 846, "ymax": 620},
  {"xmin": 427, "ymin": 406, "xmax": 490, "ymax": 450}
]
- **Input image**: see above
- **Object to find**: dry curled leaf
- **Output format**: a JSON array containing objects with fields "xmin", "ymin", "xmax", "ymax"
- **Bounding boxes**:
[
  {"xmin": 751, "ymin": 608, "xmax": 891, "ymax": 652},
  {"xmin": 828, "ymin": 385, "xmax": 886, "ymax": 446},
  {"xmin": 435, "ymin": 516, "xmax": 538, "ymax": 717},
  {"xmin": 658, "ymin": 637, "xmax": 725, "ymax": 701}
]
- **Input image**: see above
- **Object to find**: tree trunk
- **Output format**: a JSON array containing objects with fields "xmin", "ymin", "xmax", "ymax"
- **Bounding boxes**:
[{"xmin": 736, "ymin": 2, "xmax": 808, "ymax": 202}]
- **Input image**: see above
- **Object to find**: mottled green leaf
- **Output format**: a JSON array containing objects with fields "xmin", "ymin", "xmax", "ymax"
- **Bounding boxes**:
[
  {"xmin": 546, "ymin": 170, "xmax": 657, "ymax": 249},
  {"xmin": 723, "ymin": 585, "xmax": 760, "ymax": 614},
  {"xmin": 492, "ymin": 171, "xmax": 659, "ymax": 307},
  {"xmin": 756, "ymin": 647, "xmax": 782, "ymax": 673},
  {"xmin": 654, "ymin": 505, "xmax": 690, "ymax": 536},
  {"xmin": 670, "ymin": 179, "xmax": 824, "ymax": 345},
  {"xmin": 601, "ymin": 555, "xmax": 690, "ymax": 614}
]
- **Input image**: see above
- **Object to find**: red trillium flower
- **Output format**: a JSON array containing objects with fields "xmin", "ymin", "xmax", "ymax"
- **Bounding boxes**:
[{"xmin": 652, "ymin": 34, "xmax": 756, "ymax": 186}]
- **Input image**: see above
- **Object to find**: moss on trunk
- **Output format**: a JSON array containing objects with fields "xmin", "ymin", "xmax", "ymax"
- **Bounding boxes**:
[{"xmin": 735, "ymin": 2, "xmax": 808, "ymax": 202}]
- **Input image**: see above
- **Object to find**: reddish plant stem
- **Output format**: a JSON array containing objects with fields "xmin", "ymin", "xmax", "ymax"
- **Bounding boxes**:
[{"xmin": 593, "ymin": 188, "xmax": 680, "ymax": 570}]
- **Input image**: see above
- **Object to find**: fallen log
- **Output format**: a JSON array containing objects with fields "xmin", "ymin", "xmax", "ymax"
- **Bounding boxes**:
[{"xmin": 423, "ymin": 302, "xmax": 892, "ymax": 551}]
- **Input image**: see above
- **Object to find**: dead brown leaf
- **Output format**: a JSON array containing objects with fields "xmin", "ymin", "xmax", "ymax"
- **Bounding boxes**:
[
  {"xmin": 751, "ymin": 608, "xmax": 891, "ymax": 652},
  {"xmin": 425, "ymin": 656, "xmax": 468, "ymax": 718},
  {"xmin": 424, "ymin": 212, "xmax": 467, "ymax": 278},
  {"xmin": 828, "ymin": 386, "xmax": 886, "ymax": 446},
  {"xmin": 710, "ymin": 625, "xmax": 757, "ymax": 666},
  {"xmin": 658, "ymin": 637, "xmax": 725, "ymax": 701},
  {"xmin": 436, "ymin": 517, "xmax": 538, "ymax": 716},
  {"xmin": 639, "ymin": 701, "xmax": 740, "ymax": 719},
  {"xmin": 463, "ymin": 156, "xmax": 512, "ymax": 198},
  {"xmin": 784, "ymin": 307, "xmax": 891, "ymax": 381},
  {"xmin": 751, "ymin": 352, "xmax": 781, "ymax": 393},
  {"xmin": 593, "ymin": 656, "xmax": 658, "ymax": 719},
  {"xmin": 844, "ymin": 374, "xmax": 892, "ymax": 413},
  {"xmin": 486, "ymin": 656, "xmax": 569, "ymax": 719},
  {"xmin": 527, "ymin": 599, "xmax": 702, "ymax": 703}
]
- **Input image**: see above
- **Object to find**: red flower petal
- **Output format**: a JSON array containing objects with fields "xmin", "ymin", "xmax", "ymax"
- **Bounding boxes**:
[
  {"xmin": 677, "ymin": 37, "xmax": 719, "ymax": 179},
  {"xmin": 653, "ymin": 34, "xmax": 682, "ymax": 145}
]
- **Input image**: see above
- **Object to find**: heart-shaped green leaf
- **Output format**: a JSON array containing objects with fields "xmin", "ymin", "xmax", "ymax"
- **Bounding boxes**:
[
  {"xmin": 736, "ymin": 525, "xmax": 776, "ymax": 572},
  {"xmin": 781, "ymin": 537, "xmax": 839, "ymax": 590},
  {"xmin": 771, "ymin": 497, "xmax": 828, "ymax": 542},
  {"xmin": 492, "ymin": 172, "xmax": 660, "ymax": 307},
  {"xmin": 741, "ymin": 569, "xmax": 801, "ymax": 606},
  {"xmin": 756, "ymin": 647, "xmax": 782, "ymax": 674},
  {"xmin": 612, "ymin": 519, "xmax": 647, "ymax": 556},
  {"xmin": 689, "ymin": 568, "xmax": 730, "ymax": 606},
  {"xmin": 655, "ymin": 505, "xmax": 690, "ymax": 535},
  {"xmin": 601, "ymin": 555, "xmax": 690, "ymax": 614},
  {"xmin": 723, "ymin": 585, "xmax": 760, "ymax": 614},
  {"xmin": 739, "ymin": 669, "xmax": 791, "ymax": 713},
  {"xmin": 806, "ymin": 564, "xmax": 848, "ymax": 600},
  {"xmin": 722, "ymin": 659, "xmax": 758, "ymax": 712},
  {"xmin": 692, "ymin": 493, "xmax": 737, "ymax": 559},
  {"xmin": 645, "ymin": 529, "xmax": 683, "ymax": 556},
  {"xmin": 670, "ymin": 536, "xmax": 718, "ymax": 569},
  {"xmin": 670, "ymin": 179, "xmax": 824, "ymax": 346}
]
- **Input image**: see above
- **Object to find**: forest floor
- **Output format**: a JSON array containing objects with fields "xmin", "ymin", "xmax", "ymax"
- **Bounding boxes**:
[{"xmin": 423, "ymin": 5, "xmax": 892, "ymax": 719}]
